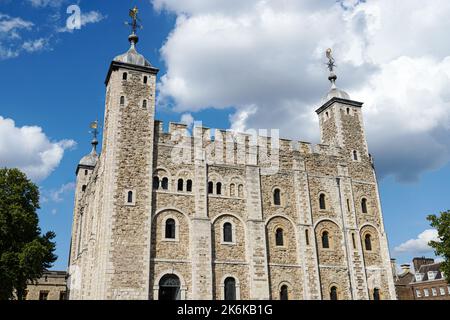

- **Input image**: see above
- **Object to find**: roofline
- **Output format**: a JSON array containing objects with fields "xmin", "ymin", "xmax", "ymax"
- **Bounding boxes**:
[
  {"xmin": 315, "ymin": 97, "xmax": 364, "ymax": 114},
  {"xmin": 76, "ymin": 164, "xmax": 96, "ymax": 175},
  {"xmin": 105, "ymin": 60, "xmax": 159, "ymax": 85}
]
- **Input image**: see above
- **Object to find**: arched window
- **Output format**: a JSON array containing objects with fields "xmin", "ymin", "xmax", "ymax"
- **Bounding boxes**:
[
  {"xmin": 159, "ymin": 274, "xmax": 180, "ymax": 300},
  {"xmin": 373, "ymin": 288, "xmax": 380, "ymax": 300},
  {"xmin": 305, "ymin": 229, "xmax": 310, "ymax": 246},
  {"xmin": 224, "ymin": 277, "xmax": 236, "ymax": 300},
  {"xmin": 122, "ymin": 72, "xmax": 127, "ymax": 80},
  {"xmin": 322, "ymin": 231, "xmax": 330, "ymax": 249},
  {"xmin": 353, "ymin": 150, "xmax": 358, "ymax": 161},
  {"xmin": 120, "ymin": 96, "xmax": 125, "ymax": 105},
  {"xmin": 161, "ymin": 177, "xmax": 169, "ymax": 190},
  {"xmin": 273, "ymin": 188, "xmax": 281, "ymax": 205},
  {"xmin": 280, "ymin": 285, "xmax": 288, "ymax": 300},
  {"xmin": 153, "ymin": 176, "xmax": 160, "ymax": 190},
  {"xmin": 84, "ymin": 170, "xmax": 88, "ymax": 176},
  {"xmin": 319, "ymin": 193, "xmax": 326, "ymax": 210},
  {"xmin": 238, "ymin": 184, "xmax": 244, "ymax": 198},
  {"xmin": 186, "ymin": 180, "xmax": 192, "ymax": 192},
  {"xmin": 177, "ymin": 179, "xmax": 183, "ymax": 192},
  {"xmin": 223, "ymin": 222, "xmax": 233, "ymax": 243},
  {"xmin": 208, "ymin": 182, "xmax": 213, "ymax": 194},
  {"xmin": 330, "ymin": 286, "xmax": 338, "ymax": 300},
  {"xmin": 127, "ymin": 191, "xmax": 133, "ymax": 203},
  {"xmin": 82, "ymin": 185, "xmax": 86, "ymax": 192},
  {"xmin": 143, "ymin": 76, "xmax": 148, "ymax": 84},
  {"xmin": 361, "ymin": 198, "xmax": 368, "ymax": 214},
  {"xmin": 365, "ymin": 234, "xmax": 372, "ymax": 251},
  {"xmin": 165, "ymin": 219, "xmax": 176, "ymax": 239},
  {"xmin": 230, "ymin": 184, "xmax": 235, "ymax": 197},
  {"xmin": 216, "ymin": 182, "xmax": 222, "ymax": 195},
  {"xmin": 346, "ymin": 108, "xmax": 350, "ymax": 115},
  {"xmin": 143, "ymin": 100, "xmax": 147, "ymax": 108},
  {"xmin": 275, "ymin": 228, "xmax": 284, "ymax": 246}
]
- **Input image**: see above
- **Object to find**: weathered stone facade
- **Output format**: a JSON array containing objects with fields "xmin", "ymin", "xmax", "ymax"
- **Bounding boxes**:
[{"xmin": 67, "ymin": 34, "xmax": 396, "ymax": 300}]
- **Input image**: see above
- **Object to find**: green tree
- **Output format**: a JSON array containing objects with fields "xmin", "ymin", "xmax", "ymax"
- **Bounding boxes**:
[
  {"xmin": 427, "ymin": 210, "xmax": 450, "ymax": 284},
  {"xmin": 0, "ymin": 168, "xmax": 57, "ymax": 300}
]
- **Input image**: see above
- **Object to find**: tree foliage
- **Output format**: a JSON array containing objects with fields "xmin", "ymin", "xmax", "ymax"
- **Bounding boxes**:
[
  {"xmin": 427, "ymin": 210, "xmax": 450, "ymax": 284},
  {"xmin": 0, "ymin": 168, "xmax": 57, "ymax": 300}
]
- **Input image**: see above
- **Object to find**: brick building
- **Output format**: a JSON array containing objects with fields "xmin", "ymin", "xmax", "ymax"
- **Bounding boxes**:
[{"xmin": 24, "ymin": 271, "xmax": 67, "ymax": 300}]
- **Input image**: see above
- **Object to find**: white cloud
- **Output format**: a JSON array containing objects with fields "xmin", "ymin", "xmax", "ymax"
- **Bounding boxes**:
[
  {"xmin": 153, "ymin": 0, "xmax": 450, "ymax": 182},
  {"xmin": 180, "ymin": 113, "xmax": 194, "ymax": 128},
  {"xmin": 26, "ymin": 0, "xmax": 65, "ymax": 8},
  {"xmin": 394, "ymin": 229, "xmax": 439, "ymax": 255},
  {"xmin": 58, "ymin": 11, "xmax": 106, "ymax": 33},
  {"xmin": 22, "ymin": 37, "xmax": 49, "ymax": 53},
  {"xmin": 44, "ymin": 182, "xmax": 76, "ymax": 203},
  {"xmin": 0, "ymin": 116, "xmax": 76, "ymax": 181}
]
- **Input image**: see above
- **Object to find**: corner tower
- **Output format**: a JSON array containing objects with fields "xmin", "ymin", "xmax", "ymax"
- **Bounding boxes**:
[
  {"xmin": 98, "ymin": 7, "xmax": 159, "ymax": 299},
  {"xmin": 316, "ymin": 49, "xmax": 369, "ymax": 165}
]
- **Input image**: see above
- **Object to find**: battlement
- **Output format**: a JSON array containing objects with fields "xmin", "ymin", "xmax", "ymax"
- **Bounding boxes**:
[{"xmin": 153, "ymin": 120, "xmax": 342, "ymax": 168}]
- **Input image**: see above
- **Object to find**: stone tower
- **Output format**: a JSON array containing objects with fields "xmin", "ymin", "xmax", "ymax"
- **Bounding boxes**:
[{"xmin": 95, "ymin": 23, "xmax": 159, "ymax": 298}]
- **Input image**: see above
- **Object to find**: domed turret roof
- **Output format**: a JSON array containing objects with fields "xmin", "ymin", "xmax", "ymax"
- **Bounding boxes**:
[
  {"xmin": 79, "ymin": 150, "xmax": 98, "ymax": 167},
  {"xmin": 114, "ymin": 42, "xmax": 152, "ymax": 67},
  {"xmin": 113, "ymin": 32, "xmax": 152, "ymax": 68},
  {"xmin": 322, "ymin": 86, "xmax": 350, "ymax": 103}
]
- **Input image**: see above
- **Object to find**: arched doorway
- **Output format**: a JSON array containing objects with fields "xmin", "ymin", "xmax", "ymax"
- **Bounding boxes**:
[{"xmin": 159, "ymin": 274, "xmax": 181, "ymax": 300}]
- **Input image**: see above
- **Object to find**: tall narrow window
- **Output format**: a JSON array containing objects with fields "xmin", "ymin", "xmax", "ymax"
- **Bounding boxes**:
[
  {"xmin": 346, "ymin": 108, "xmax": 350, "ymax": 115},
  {"xmin": 177, "ymin": 179, "xmax": 183, "ymax": 192},
  {"xmin": 127, "ymin": 191, "xmax": 133, "ymax": 203},
  {"xmin": 280, "ymin": 285, "xmax": 288, "ymax": 300},
  {"xmin": 143, "ymin": 100, "xmax": 147, "ymax": 108},
  {"xmin": 319, "ymin": 193, "xmax": 326, "ymax": 210},
  {"xmin": 120, "ymin": 96, "xmax": 125, "ymax": 105},
  {"xmin": 361, "ymin": 198, "xmax": 368, "ymax": 214},
  {"xmin": 238, "ymin": 184, "xmax": 244, "ymax": 198},
  {"xmin": 143, "ymin": 76, "xmax": 148, "ymax": 84},
  {"xmin": 208, "ymin": 182, "xmax": 213, "ymax": 194},
  {"xmin": 186, "ymin": 180, "xmax": 192, "ymax": 192},
  {"xmin": 224, "ymin": 277, "xmax": 236, "ymax": 300},
  {"xmin": 322, "ymin": 231, "xmax": 330, "ymax": 249},
  {"xmin": 330, "ymin": 286, "xmax": 338, "ymax": 300},
  {"xmin": 273, "ymin": 188, "xmax": 281, "ymax": 205},
  {"xmin": 365, "ymin": 234, "xmax": 372, "ymax": 251},
  {"xmin": 353, "ymin": 150, "xmax": 358, "ymax": 161},
  {"xmin": 275, "ymin": 228, "xmax": 284, "ymax": 246},
  {"xmin": 230, "ymin": 184, "xmax": 236, "ymax": 197},
  {"xmin": 373, "ymin": 288, "xmax": 380, "ymax": 300},
  {"xmin": 165, "ymin": 219, "xmax": 176, "ymax": 239},
  {"xmin": 84, "ymin": 170, "xmax": 88, "ymax": 176},
  {"xmin": 216, "ymin": 182, "xmax": 222, "ymax": 195},
  {"xmin": 153, "ymin": 176, "xmax": 160, "ymax": 190},
  {"xmin": 122, "ymin": 72, "xmax": 127, "ymax": 80},
  {"xmin": 305, "ymin": 229, "xmax": 310, "ymax": 246},
  {"xmin": 161, "ymin": 177, "xmax": 169, "ymax": 190},
  {"xmin": 352, "ymin": 233, "xmax": 356, "ymax": 249},
  {"xmin": 82, "ymin": 185, "xmax": 87, "ymax": 192},
  {"xmin": 347, "ymin": 199, "xmax": 351, "ymax": 212},
  {"xmin": 223, "ymin": 222, "xmax": 233, "ymax": 243}
]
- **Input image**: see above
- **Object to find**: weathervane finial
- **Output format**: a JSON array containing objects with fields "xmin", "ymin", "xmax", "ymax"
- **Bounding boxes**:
[
  {"xmin": 125, "ymin": 6, "xmax": 143, "ymax": 45},
  {"xmin": 326, "ymin": 48, "xmax": 337, "ymax": 88},
  {"xmin": 89, "ymin": 120, "xmax": 99, "ymax": 155}
]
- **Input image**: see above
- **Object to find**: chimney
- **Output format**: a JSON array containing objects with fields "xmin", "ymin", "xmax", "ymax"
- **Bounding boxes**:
[
  {"xmin": 401, "ymin": 264, "xmax": 411, "ymax": 275},
  {"xmin": 413, "ymin": 257, "xmax": 434, "ymax": 272}
]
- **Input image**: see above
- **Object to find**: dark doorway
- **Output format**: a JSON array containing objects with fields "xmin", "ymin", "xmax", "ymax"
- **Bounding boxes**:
[{"xmin": 159, "ymin": 274, "xmax": 181, "ymax": 300}]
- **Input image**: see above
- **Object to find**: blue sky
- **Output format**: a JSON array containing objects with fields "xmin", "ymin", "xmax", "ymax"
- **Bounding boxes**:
[{"xmin": 0, "ymin": 0, "xmax": 449, "ymax": 271}]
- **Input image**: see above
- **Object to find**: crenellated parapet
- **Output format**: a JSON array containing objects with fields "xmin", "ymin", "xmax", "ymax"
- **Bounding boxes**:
[{"xmin": 153, "ymin": 120, "xmax": 346, "ymax": 172}]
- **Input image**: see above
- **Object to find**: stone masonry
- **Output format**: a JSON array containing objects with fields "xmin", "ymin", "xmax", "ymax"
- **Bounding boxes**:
[{"xmin": 67, "ymin": 31, "xmax": 396, "ymax": 300}]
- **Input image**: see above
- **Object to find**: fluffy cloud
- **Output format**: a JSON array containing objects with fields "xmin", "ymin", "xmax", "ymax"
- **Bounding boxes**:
[
  {"xmin": 26, "ymin": 0, "xmax": 65, "ymax": 8},
  {"xmin": 0, "ymin": 13, "xmax": 50, "ymax": 59},
  {"xmin": 41, "ymin": 182, "xmax": 76, "ymax": 203},
  {"xmin": 0, "ymin": 116, "xmax": 76, "ymax": 181},
  {"xmin": 58, "ymin": 10, "xmax": 106, "ymax": 33},
  {"xmin": 394, "ymin": 229, "xmax": 439, "ymax": 255},
  {"xmin": 153, "ymin": 0, "xmax": 450, "ymax": 182}
]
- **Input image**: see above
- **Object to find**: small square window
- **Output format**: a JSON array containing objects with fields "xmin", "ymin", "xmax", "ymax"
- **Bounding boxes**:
[{"xmin": 39, "ymin": 291, "xmax": 49, "ymax": 300}]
